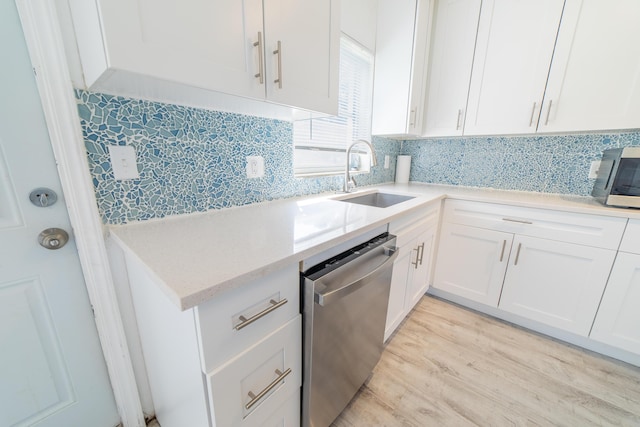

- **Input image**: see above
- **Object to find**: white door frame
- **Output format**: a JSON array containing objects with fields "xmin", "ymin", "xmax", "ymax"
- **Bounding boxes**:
[{"xmin": 14, "ymin": 1, "xmax": 145, "ymax": 426}]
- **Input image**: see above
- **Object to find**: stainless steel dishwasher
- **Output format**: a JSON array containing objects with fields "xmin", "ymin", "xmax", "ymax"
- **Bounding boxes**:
[{"xmin": 301, "ymin": 232, "xmax": 398, "ymax": 427}]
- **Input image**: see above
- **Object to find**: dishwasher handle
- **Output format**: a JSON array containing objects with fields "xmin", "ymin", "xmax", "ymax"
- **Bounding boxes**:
[{"xmin": 315, "ymin": 247, "xmax": 398, "ymax": 307}]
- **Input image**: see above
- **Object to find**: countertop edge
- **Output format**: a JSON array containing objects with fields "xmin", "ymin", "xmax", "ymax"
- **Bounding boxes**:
[
  {"xmin": 110, "ymin": 184, "xmax": 640, "ymax": 311},
  {"xmin": 110, "ymin": 192, "xmax": 446, "ymax": 311}
]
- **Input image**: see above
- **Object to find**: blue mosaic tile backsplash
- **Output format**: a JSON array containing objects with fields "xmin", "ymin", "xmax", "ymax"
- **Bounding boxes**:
[
  {"xmin": 76, "ymin": 90, "xmax": 640, "ymax": 225},
  {"xmin": 401, "ymin": 133, "xmax": 640, "ymax": 195},
  {"xmin": 76, "ymin": 91, "xmax": 399, "ymax": 224}
]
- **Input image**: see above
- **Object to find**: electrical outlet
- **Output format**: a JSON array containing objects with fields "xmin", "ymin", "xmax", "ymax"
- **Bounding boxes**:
[
  {"xmin": 246, "ymin": 156, "xmax": 265, "ymax": 178},
  {"xmin": 109, "ymin": 145, "xmax": 139, "ymax": 180},
  {"xmin": 384, "ymin": 155, "xmax": 390, "ymax": 169},
  {"xmin": 589, "ymin": 160, "xmax": 601, "ymax": 179}
]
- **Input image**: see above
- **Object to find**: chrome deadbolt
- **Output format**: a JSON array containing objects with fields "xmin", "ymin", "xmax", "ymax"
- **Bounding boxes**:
[
  {"xmin": 29, "ymin": 188, "xmax": 58, "ymax": 207},
  {"xmin": 38, "ymin": 228, "xmax": 69, "ymax": 250}
]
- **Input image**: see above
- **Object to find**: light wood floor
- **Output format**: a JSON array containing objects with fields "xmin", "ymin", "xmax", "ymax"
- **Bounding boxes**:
[{"xmin": 332, "ymin": 296, "xmax": 640, "ymax": 427}]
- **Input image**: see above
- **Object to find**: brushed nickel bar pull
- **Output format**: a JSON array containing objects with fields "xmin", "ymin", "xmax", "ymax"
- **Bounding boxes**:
[
  {"xmin": 502, "ymin": 218, "xmax": 533, "ymax": 225},
  {"xmin": 409, "ymin": 108, "xmax": 417, "ymax": 127},
  {"xmin": 245, "ymin": 368, "xmax": 292, "ymax": 410},
  {"xmin": 499, "ymin": 239, "xmax": 506, "ymax": 262},
  {"xmin": 411, "ymin": 246, "xmax": 420, "ymax": 269},
  {"xmin": 253, "ymin": 32, "xmax": 264, "ymax": 84},
  {"xmin": 529, "ymin": 102, "xmax": 537, "ymax": 127},
  {"xmin": 273, "ymin": 40, "xmax": 282, "ymax": 88},
  {"xmin": 417, "ymin": 242, "xmax": 426, "ymax": 265},
  {"xmin": 544, "ymin": 99, "xmax": 553, "ymax": 125},
  {"xmin": 514, "ymin": 243, "xmax": 522, "ymax": 266},
  {"xmin": 235, "ymin": 298, "xmax": 288, "ymax": 331},
  {"xmin": 456, "ymin": 109, "xmax": 463, "ymax": 130}
]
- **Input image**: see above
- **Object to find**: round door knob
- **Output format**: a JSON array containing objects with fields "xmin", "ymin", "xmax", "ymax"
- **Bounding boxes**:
[{"xmin": 38, "ymin": 228, "xmax": 69, "ymax": 250}]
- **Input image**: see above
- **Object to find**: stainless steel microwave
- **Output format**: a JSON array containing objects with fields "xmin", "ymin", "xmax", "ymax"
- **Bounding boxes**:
[{"xmin": 592, "ymin": 147, "xmax": 640, "ymax": 208}]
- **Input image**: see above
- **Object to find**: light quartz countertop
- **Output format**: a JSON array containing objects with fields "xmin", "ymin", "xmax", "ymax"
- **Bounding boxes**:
[{"xmin": 109, "ymin": 183, "xmax": 640, "ymax": 311}]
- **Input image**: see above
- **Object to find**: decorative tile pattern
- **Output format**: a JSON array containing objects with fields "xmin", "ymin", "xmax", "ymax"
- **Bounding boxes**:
[
  {"xmin": 402, "ymin": 132, "xmax": 640, "ymax": 196},
  {"xmin": 76, "ymin": 91, "xmax": 399, "ymax": 224},
  {"xmin": 77, "ymin": 90, "xmax": 640, "ymax": 224}
]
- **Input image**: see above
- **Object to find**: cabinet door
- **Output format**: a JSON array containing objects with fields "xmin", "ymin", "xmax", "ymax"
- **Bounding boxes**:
[
  {"xmin": 464, "ymin": 0, "xmax": 564, "ymax": 135},
  {"xmin": 372, "ymin": 0, "xmax": 433, "ymax": 135},
  {"xmin": 591, "ymin": 252, "xmax": 640, "ymax": 355},
  {"xmin": 433, "ymin": 223, "xmax": 513, "ymax": 306},
  {"xmin": 385, "ymin": 245, "xmax": 413, "ymax": 341},
  {"xmin": 499, "ymin": 236, "xmax": 616, "ymax": 336},
  {"xmin": 540, "ymin": 0, "xmax": 640, "ymax": 133},
  {"xmin": 405, "ymin": 227, "xmax": 436, "ymax": 311},
  {"xmin": 93, "ymin": 0, "xmax": 265, "ymax": 99},
  {"xmin": 423, "ymin": 0, "xmax": 481, "ymax": 137},
  {"xmin": 263, "ymin": 0, "xmax": 339, "ymax": 114}
]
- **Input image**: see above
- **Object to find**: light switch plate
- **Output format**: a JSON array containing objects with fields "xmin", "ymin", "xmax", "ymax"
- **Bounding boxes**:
[
  {"xmin": 589, "ymin": 160, "xmax": 601, "ymax": 179},
  {"xmin": 384, "ymin": 155, "xmax": 390, "ymax": 169},
  {"xmin": 246, "ymin": 156, "xmax": 265, "ymax": 178},
  {"xmin": 109, "ymin": 145, "xmax": 140, "ymax": 180}
]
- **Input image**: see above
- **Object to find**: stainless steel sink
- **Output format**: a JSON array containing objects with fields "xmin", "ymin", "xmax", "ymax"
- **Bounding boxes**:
[{"xmin": 337, "ymin": 192, "xmax": 415, "ymax": 208}]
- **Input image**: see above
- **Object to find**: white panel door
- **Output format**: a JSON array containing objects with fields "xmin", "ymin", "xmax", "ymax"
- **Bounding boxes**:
[
  {"xmin": 263, "ymin": 0, "xmax": 339, "ymax": 114},
  {"xmin": 499, "ymin": 235, "xmax": 616, "ymax": 336},
  {"xmin": 95, "ymin": 0, "xmax": 265, "ymax": 99},
  {"xmin": 385, "ymin": 244, "xmax": 412, "ymax": 341},
  {"xmin": 372, "ymin": 0, "xmax": 419, "ymax": 135},
  {"xmin": 464, "ymin": 0, "xmax": 564, "ymax": 135},
  {"xmin": 433, "ymin": 223, "xmax": 513, "ymax": 306},
  {"xmin": 591, "ymin": 252, "xmax": 640, "ymax": 355},
  {"xmin": 0, "ymin": 3, "xmax": 119, "ymax": 427},
  {"xmin": 423, "ymin": 0, "xmax": 481, "ymax": 137},
  {"xmin": 404, "ymin": 227, "xmax": 436, "ymax": 311},
  {"xmin": 540, "ymin": 0, "xmax": 640, "ymax": 133}
]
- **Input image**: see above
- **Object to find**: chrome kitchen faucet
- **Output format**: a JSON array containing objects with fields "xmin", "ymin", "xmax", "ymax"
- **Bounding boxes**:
[{"xmin": 344, "ymin": 139, "xmax": 377, "ymax": 193}]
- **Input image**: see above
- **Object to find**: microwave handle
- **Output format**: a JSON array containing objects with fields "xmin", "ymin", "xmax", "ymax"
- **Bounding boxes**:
[{"xmin": 604, "ymin": 159, "xmax": 616, "ymax": 191}]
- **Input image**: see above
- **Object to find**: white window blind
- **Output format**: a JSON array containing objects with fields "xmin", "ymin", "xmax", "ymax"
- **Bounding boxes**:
[{"xmin": 293, "ymin": 35, "xmax": 374, "ymax": 176}]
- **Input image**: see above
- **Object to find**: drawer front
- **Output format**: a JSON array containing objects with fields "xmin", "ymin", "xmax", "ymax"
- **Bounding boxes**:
[
  {"xmin": 443, "ymin": 199, "xmax": 626, "ymax": 249},
  {"xmin": 390, "ymin": 202, "xmax": 441, "ymax": 248},
  {"xmin": 207, "ymin": 316, "xmax": 302, "ymax": 427},
  {"xmin": 195, "ymin": 264, "xmax": 299, "ymax": 372},
  {"xmin": 620, "ymin": 219, "xmax": 640, "ymax": 254}
]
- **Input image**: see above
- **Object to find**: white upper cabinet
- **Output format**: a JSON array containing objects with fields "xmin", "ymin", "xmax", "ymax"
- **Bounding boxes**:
[
  {"xmin": 540, "ymin": 0, "xmax": 640, "ymax": 133},
  {"xmin": 463, "ymin": 0, "xmax": 565, "ymax": 136},
  {"xmin": 67, "ymin": 0, "xmax": 339, "ymax": 115},
  {"xmin": 262, "ymin": 0, "xmax": 340, "ymax": 114},
  {"xmin": 372, "ymin": 0, "xmax": 434, "ymax": 136},
  {"xmin": 422, "ymin": 0, "xmax": 481, "ymax": 137}
]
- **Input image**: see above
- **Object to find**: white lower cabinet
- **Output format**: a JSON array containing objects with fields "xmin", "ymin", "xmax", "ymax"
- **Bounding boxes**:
[
  {"xmin": 385, "ymin": 203, "xmax": 440, "ymax": 340},
  {"xmin": 433, "ymin": 222, "xmax": 512, "ymax": 306},
  {"xmin": 433, "ymin": 199, "xmax": 625, "ymax": 337},
  {"xmin": 386, "ymin": 246, "xmax": 412, "ymax": 339},
  {"xmin": 498, "ymin": 235, "xmax": 616, "ymax": 336},
  {"xmin": 125, "ymin": 257, "xmax": 301, "ymax": 427},
  {"xmin": 590, "ymin": 252, "xmax": 640, "ymax": 354}
]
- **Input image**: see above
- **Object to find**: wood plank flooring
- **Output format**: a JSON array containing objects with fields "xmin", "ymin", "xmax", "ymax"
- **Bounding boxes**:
[{"xmin": 332, "ymin": 296, "xmax": 640, "ymax": 427}]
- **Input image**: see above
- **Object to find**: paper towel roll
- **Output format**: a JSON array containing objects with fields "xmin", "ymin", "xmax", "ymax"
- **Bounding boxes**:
[{"xmin": 395, "ymin": 155, "xmax": 411, "ymax": 183}]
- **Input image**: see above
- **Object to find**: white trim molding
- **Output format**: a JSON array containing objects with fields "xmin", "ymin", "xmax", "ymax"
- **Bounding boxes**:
[{"xmin": 14, "ymin": 1, "xmax": 145, "ymax": 426}]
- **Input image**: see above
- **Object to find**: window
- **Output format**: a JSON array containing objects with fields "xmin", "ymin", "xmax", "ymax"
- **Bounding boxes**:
[{"xmin": 293, "ymin": 35, "xmax": 375, "ymax": 176}]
